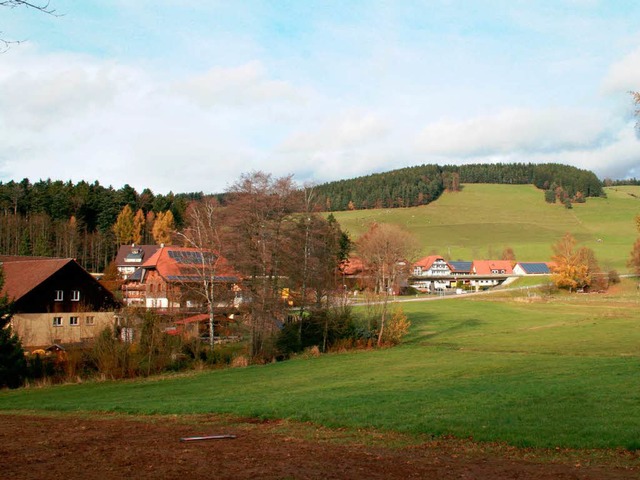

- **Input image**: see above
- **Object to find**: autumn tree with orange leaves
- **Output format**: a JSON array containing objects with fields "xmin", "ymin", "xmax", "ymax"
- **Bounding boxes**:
[{"xmin": 551, "ymin": 233, "xmax": 603, "ymax": 291}]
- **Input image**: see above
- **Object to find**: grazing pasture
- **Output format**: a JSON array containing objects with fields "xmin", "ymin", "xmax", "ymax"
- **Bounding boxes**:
[
  {"xmin": 331, "ymin": 184, "xmax": 640, "ymax": 271},
  {"xmin": 2, "ymin": 279, "xmax": 639, "ymax": 450}
]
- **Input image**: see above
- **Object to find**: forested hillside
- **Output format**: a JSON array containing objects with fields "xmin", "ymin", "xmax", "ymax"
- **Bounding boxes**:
[
  {"xmin": 315, "ymin": 163, "xmax": 603, "ymax": 211},
  {"xmin": 0, "ymin": 163, "xmax": 604, "ymax": 271},
  {"xmin": 0, "ymin": 179, "xmax": 199, "ymax": 272}
]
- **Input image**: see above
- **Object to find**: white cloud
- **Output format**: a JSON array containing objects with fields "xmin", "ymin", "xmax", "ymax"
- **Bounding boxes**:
[
  {"xmin": 172, "ymin": 61, "xmax": 305, "ymax": 108},
  {"xmin": 602, "ymin": 46, "xmax": 640, "ymax": 94},
  {"xmin": 531, "ymin": 124, "xmax": 640, "ymax": 180},
  {"xmin": 411, "ymin": 120, "xmax": 640, "ymax": 181},
  {"xmin": 0, "ymin": 48, "xmax": 309, "ymax": 193},
  {"xmin": 0, "ymin": 46, "xmax": 135, "ymax": 130},
  {"xmin": 415, "ymin": 108, "xmax": 611, "ymax": 157},
  {"xmin": 280, "ymin": 111, "xmax": 389, "ymax": 152}
]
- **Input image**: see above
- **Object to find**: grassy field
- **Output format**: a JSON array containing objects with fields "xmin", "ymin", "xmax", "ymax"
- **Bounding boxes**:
[
  {"xmin": 330, "ymin": 184, "xmax": 640, "ymax": 271},
  {"xmin": 2, "ymin": 279, "xmax": 639, "ymax": 450}
]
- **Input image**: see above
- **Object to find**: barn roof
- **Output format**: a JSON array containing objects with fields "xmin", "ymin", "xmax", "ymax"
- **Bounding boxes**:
[{"xmin": 0, "ymin": 257, "xmax": 75, "ymax": 301}]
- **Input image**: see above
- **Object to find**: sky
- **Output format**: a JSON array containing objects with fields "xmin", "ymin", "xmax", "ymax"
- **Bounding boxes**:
[{"xmin": 1, "ymin": 0, "xmax": 640, "ymax": 194}]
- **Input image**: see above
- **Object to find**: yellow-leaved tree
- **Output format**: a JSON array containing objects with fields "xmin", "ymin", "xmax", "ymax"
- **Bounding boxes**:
[
  {"xmin": 152, "ymin": 210, "xmax": 175, "ymax": 245},
  {"xmin": 132, "ymin": 208, "xmax": 145, "ymax": 245},
  {"xmin": 551, "ymin": 233, "xmax": 602, "ymax": 291},
  {"xmin": 628, "ymin": 237, "xmax": 640, "ymax": 275},
  {"xmin": 113, "ymin": 205, "xmax": 134, "ymax": 246}
]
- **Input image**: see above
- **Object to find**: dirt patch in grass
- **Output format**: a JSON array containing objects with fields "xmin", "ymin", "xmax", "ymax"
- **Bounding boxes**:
[{"xmin": 0, "ymin": 412, "xmax": 637, "ymax": 479}]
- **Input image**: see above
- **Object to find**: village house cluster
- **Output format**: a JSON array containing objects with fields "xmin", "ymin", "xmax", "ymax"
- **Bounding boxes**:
[
  {"xmin": 409, "ymin": 255, "xmax": 551, "ymax": 293},
  {"xmin": 1, "ymin": 246, "xmax": 551, "ymax": 351},
  {"xmin": 0, "ymin": 244, "xmax": 242, "ymax": 351}
]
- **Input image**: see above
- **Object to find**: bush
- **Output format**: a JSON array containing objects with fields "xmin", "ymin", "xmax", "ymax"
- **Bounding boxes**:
[
  {"xmin": 381, "ymin": 307, "xmax": 411, "ymax": 345},
  {"xmin": 0, "ymin": 327, "xmax": 27, "ymax": 389},
  {"xmin": 608, "ymin": 270, "xmax": 621, "ymax": 285}
]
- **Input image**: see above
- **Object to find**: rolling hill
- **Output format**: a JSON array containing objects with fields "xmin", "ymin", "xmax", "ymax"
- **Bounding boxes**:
[{"xmin": 330, "ymin": 184, "xmax": 640, "ymax": 271}]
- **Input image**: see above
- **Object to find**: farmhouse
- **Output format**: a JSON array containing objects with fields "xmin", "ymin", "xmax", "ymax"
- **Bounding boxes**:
[
  {"xmin": 412, "ymin": 255, "xmax": 451, "ymax": 276},
  {"xmin": 0, "ymin": 256, "xmax": 120, "ymax": 349},
  {"xmin": 468, "ymin": 260, "xmax": 515, "ymax": 288},
  {"xmin": 122, "ymin": 246, "xmax": 241, "ymax": 312},
  {"xmin": 409, "ymin": 256, "xmax": 550, "ymax": 293},
  {"xmin": 410, "ymin": 256, "xmax": 451, "ymax": 292}
]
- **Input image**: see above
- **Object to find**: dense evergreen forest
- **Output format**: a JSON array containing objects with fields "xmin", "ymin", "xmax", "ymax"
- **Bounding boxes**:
[
  {"xmin": 0, "ymin": 163, "xmax": 604, "ymax": 272},
  {"xmin": 0, "ymin": 179, "xmax": 199, "ymax": 272},
  {"xmin": 315, "ymin": 163, "xmax": 604, "ymax": 211}
]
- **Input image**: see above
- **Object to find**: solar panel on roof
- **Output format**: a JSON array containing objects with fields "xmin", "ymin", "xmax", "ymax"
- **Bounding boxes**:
[
  {"xmin": 125, "ymin": 251, "xmax": 144, "ymax": 262},
  {"xmin": 166, "ymin": 275, "xmax": 238, "ymax": 282},
  {"xmin": 449, "ymin": 261, "xmax": 472, "ymax": 272},
  {"xmin": 168, "ymin": 250, "xmax": 217, "ymax": 264},
  {"xmin": 129, "ymin": 268, "xmax": 143, "ymax": 281},
  {"xmin": 520, "ymin": 263, "xmax": 550, "ymax": 274}
]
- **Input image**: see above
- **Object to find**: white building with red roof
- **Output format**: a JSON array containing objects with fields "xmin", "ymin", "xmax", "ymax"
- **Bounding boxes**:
[{"xmin": 412, "ymin": 255, "xmax": 451, "ymax": 277}]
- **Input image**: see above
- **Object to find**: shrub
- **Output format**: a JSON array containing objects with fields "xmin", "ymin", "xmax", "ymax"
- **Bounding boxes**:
[
  {"xmin": 608, "ymin": 269, "xmax": 621, "ymax": 285},
  {"xmin": 381, "ymin": 307, "xmax": 411, "ymax": 345}
]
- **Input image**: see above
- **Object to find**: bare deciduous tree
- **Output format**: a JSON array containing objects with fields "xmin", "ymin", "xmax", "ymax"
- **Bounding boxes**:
[
  {"xmin": 177, "ymin": 197, "xmax": 232, "ymax": 349},
  {"xmin": 357, "ymin": 223, "xmax": 419, "ymax": 345},
  {"xmin": 224, "ymin": 172, "xmax": 302, "ymax": 359},
  {"xmin": 632, "ymin": 91, "xmax": 640, "ymax": 123},
  {"xmin": 1, "ymin": 1, "xmax": 59, "ymax": 51}
]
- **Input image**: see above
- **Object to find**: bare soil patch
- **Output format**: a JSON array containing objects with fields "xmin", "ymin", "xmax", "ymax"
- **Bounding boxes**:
[{"xmin": 0, "ymin": 413, "xmax": 637, "ymax": 479}]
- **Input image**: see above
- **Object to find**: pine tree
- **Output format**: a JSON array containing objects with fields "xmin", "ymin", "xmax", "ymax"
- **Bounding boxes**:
[{"xmin": 0, "ymin": 266, "xmax": 27, "ymax": 389}]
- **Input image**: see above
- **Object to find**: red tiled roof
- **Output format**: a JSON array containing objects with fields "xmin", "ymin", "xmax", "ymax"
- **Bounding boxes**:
[
  {"xmin": 141, "ymin": 246, "xmax": 239, "ymax": 282},
  {"xmin": 340, "ymin": 257, "xmax": 365, "ymax": 275},
  {"xmin": 0, "ymin": 257, "xmax": 74, "ymax": 301},
  {"xmin": 472, "ymin": 260, "xmax": 514, "ymax": 275},
  {"xmin": 413, "ymin": 255, "xmax": 444, "ymax": 270}
]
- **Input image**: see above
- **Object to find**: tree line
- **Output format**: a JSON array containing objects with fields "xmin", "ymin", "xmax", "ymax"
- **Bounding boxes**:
[
  {"xmin": 0, "ymin": 179, "xmax": 200, "ymax": 271},
  {"xmin": 0, "ymin": 162, "xmax": 605, "ymax": 270},
  {"xmin": 315, "ymin": 163, "xmax": 604, "ymax": 211}
]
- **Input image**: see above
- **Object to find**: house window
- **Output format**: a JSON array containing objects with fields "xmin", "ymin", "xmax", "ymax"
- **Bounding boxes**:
[
  {"xmin": 85, "ymin": 316, "xmax": 95, "ymax": 326},
  {"xmin": 70, "ymin": 316, "xmax": 79, "ymax": 326},
  {"xmin": 55, "ymin": 290, "xmax": 63, "ymax": 301},
  {"xmin": 71, "ymin": 290, "xmax": 81, "ymax": 301},
  {"xmin": 53, "ymin": 317, "xmax": 62, "ymax": 327}
]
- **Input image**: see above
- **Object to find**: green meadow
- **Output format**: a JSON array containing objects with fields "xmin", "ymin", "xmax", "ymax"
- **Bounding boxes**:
[
  {"xmin": 2, "ymin": 280, "xmax": 639, "ymax": 449},
  {"xmin": 331, "ymin": 184, "xmax": 640, "ymax": 271}
]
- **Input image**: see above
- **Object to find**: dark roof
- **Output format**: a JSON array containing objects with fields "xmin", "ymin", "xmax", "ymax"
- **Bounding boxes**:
[
  {"xmin": 0, "ymin": 257, "xmax": 75, "ymax": 301},
  {"xmin": 517, "ymin": 262, "xmax": 551, "ymax": 274},
  {"xmin": 448, "ymin": 261, "xmax": 472, "ymax": 273},
  {"xmin": 128, "ymin": 267, "xmax": 144, "ymax": 281},
  {"xmin": 114, "ymin": 245, "xmax": 161, "ymax": 267},
  {"xmin": 167, "ymin": 250, "xmax": 217, "ymax": 265}
]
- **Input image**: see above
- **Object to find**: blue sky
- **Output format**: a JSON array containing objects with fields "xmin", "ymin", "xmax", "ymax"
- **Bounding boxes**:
[{"xmin": 1, "ymin": 1, "xmax": 639, "ymax": 193}]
